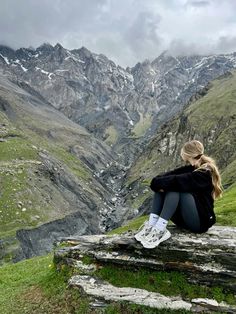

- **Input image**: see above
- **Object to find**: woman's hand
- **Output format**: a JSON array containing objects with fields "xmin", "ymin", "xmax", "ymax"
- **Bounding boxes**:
[{"xmin": 159, "ymin": 189, "xmax": 164, "ymax": 192}]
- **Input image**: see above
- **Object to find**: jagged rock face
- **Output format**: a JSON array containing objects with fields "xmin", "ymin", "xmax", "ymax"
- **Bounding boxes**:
[
  {"xmin": 0, "ymin": 74, "xmax": 131, "ymax": 263},
  {"xmin": 1, "ymin": 44, "xmax": 236, "ymax": 164}
]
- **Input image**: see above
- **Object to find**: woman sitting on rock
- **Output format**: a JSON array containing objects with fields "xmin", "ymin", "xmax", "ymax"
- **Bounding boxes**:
[{"xmin": 135, "ymin": 140, "xmax": 223, "ymax": 249}]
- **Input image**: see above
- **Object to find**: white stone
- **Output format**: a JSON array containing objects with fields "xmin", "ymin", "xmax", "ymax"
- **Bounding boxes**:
[
  {"xmin": 191, "ymin": 298, "xmax": 219, "ymax": 307},
  {"xmin": 69, "ymin": 275, "xmax": 192, "ymax": 310}
]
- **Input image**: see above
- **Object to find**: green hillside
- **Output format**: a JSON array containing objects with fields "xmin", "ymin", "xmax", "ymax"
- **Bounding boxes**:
[
  {"xmin": 1, "ymin": 253, "xmax": 234, "ymax": 314},
  {"xmin": 0, "ymin": 182, "xmax": 235, "ymax": 314},
  {"xmin": 0, "ymin": 112, "xmax": 85, "ymax": 239},
  {"xmin": 0, "ymin": 79, "xmax": 117, "ymax": 264},
  {"xmin": 124, "ymin": 71, "xmax": 236, "ymax": 214}
]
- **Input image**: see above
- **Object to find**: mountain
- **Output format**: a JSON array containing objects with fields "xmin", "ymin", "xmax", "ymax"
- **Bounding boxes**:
[
  {"xmin": 1, "ymin": 44, "xmax": 236, "ymax": 165},
  {"xmin": 124, "ymin": 71, "xmax": 236, "ymax": 214},
  {"xmin": 0, "ymin": 73, "xmax": 130, "ymax": 262}
]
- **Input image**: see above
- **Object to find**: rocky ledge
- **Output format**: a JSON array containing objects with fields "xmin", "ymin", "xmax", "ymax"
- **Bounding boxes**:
[{"xmin": 54, "ymin": 225, "xmax": 236, "ymax": 312}]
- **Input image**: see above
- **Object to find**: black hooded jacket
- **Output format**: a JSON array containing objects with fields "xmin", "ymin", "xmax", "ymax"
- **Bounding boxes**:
[{"xmin": 150, "ymin": 165, "xmax": 216, "ymax": 232}]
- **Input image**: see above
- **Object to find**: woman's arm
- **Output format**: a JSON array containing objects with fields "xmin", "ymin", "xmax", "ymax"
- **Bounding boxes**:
[
  {"xmin": 154, "ymin": 165, "xmax": 194, "ymax": 178},
  {"xmin": 150, "ymin": 169, "xmax": 212, "ymax": 193}
]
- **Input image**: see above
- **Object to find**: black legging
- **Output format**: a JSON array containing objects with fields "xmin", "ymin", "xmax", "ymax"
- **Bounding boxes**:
[{"xmin": 152, "ymin": 191, "xmax": 201, "ymax": 232}]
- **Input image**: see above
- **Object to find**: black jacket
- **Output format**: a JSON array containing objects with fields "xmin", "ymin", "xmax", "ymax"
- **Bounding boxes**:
[{"xmin": 150, "ymin": 165, "xmax": 216, "ymax": 232}]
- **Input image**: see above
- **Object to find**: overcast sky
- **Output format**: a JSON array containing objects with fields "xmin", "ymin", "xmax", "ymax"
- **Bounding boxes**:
[{"xmin": 1, "ymin": 0, "xmax": 236, "ymax": 67}]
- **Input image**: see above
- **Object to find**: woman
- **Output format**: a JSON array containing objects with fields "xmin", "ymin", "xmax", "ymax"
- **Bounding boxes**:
[{"xmin": 135, "ymin": 140, "xmax": 223, "ymax": 249}]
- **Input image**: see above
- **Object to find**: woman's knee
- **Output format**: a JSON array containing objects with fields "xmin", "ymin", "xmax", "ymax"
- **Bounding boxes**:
[
  {"xmin": 165, "ymin": 191, "xmax": 180, "ymax": 202},
  {"xmin": 179, "ymin": 192, "xmax": 194, "ymax": 201}
]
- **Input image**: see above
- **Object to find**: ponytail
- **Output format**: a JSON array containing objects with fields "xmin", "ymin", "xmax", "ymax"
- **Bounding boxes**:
[{"xmin": 195, "ymin": 155, "xmax": 223, "ymax": 199}]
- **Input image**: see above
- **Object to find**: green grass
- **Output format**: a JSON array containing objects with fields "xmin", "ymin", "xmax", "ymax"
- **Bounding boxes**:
[
  {"xmin": 0, "ymin": 162, "xmax": 54, "ymax": 239},
  {"xmin": 104, "ymin": 125, "xmax": 118, "ymax": 145},
  {"xmin": 0, "ymin": 167, "xmax": 28, "ymax": 236},
  {"xmin": 131, "ymin": 113, "xmax": 152, "ymax": 138},
  {"xmin": 48, "ymin": 145, "xmax": 91, "ymax": 180},
  {"xmin": 0, "ymin": 128, "xmax": 43, "ymax": 238},
  {"xmin": 0, "ymin": 136, "xmax": 38, "ymax": 162},
  {"xmin": 1, "ymin": 250, "xmax": 234, "ymax": 314},
  {"xmin": 0, "ymin": 253, "xmax": 75, "ymax": 314},
  {"xmin": 215, "ymin": 184, "xmax": 236, "ymax": 226},
  {"xmin": 0, "ymin": 253, "xmax": 192, "ymax": 314},
  {"xmin": 0, "ymin": 117, "xmax": 93, "ymax": 240},
  {"xmin": 0, "ymin": 162, "xmax": 53, "ymax": 239},
  {"xmin": 108, "ymin": 215, "xmax": 147, "ymax": 235},
  {"xmin": 0, "ymin": 253, "xmax": 97, "ymax": 314},
  {"xmin": 221, "ymin": 158, "xmax": 236, "ymax": 187},
  {"xmin": 95, "ymin": 265, "xmax": 235, "ymax": 305}
]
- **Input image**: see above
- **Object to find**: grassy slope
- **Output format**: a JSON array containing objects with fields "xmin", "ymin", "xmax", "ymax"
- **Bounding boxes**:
[
  {"xmin": 184, "ymin": 73, "xmax": 236, "ymax": 186},
  {"xmin": 0, "ymin": 253, "xmax": 84, "ymax": 314},
  {"xmin": 0, "ymin": 253, "xmax": 190, "ymax": 314},
  {"xmin": 124, "ymin": 71, "xmax": 236, "ymax": 213},
  {"xmin": 214, "ymin": 183, "xmax": 236, "ymax": 225},
  {"xmin": 1, "ymin": 188, "xmax": 236, "ymax": 314},
  {"xmin": 0, "ymin": 85, "xmax": 108, "ymax": 241},
  {"xmin": 129, "ymin": 71, "xmax": 236, "ymax": 182},
  {"xmin": 131, "ymin": 112, "xmax": 153, "ymax": 138},
  {"xmin": 0, "ymin": 113, "xmax": 87, "ymax": 239},
  {"xmin": 0, "ymin": 183, "xmax": 235, "ymax": 313}
]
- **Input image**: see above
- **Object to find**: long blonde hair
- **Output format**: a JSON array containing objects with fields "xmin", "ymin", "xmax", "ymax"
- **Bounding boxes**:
[{"xmin": 181, "ymin": 140, "xmax": 223, "ymax": 199}]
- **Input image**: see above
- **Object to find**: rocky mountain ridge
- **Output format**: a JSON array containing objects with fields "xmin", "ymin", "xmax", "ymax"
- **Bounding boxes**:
[{"xmin": 1, "ymin": 43, "xmax": 236, "ymax": 165}]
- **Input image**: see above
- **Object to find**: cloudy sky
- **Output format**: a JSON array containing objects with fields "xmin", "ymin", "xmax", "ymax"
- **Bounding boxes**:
[{"xmin": 1, "ymin": 0, "xmax": 236, "ymax": 67}]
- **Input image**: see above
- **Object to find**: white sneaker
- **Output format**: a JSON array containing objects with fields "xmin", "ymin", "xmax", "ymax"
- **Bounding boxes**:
[
  {"xmin": 141, "ymin": 227, "xmax": 171, "ymax": 249},
  {"xmin": 134, "ymin": 220, "xmax": 153, "ymax": 242}
]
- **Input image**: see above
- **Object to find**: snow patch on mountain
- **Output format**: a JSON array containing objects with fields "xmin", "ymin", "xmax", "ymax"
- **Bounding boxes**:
[
  {"xmin": 0, "ymin": 53, "xmax": 10, "ymax": 65},
  {"xmin": 35, "ymin": 67, "xmax": 54, "ymax": 79}
]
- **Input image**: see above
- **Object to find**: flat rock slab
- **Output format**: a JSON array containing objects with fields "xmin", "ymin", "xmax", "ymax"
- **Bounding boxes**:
[
  {"xmin": 55, "ymin": 226, "xmax": 236, "ymax": 292},
  {"xmin": 69, "ymin": 275, "xmax": 236, "ymax": 313}
]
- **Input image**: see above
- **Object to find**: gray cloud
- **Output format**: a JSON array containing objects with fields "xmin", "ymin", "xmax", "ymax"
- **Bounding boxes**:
[
  {"xmin": 215, "ymin": 36, "xmax": 236, "ymax": 54},
  {"xmin": 186, "ymin": 0, "xmax": 210, "ymax": 8},
  {"xmin": 1, "ymin": 0, "xmax": 236, "ymax": 67},
  {"xmin": 0, "ymin": 0, "xmax": 107, "ymax": 47},
  {"xmin": 124, "ymin": 11, "xmax": 163, "ymax": 61},
  {"xmin": 168, "ymin": 40, "xmax": 202, "ymax": 56}
]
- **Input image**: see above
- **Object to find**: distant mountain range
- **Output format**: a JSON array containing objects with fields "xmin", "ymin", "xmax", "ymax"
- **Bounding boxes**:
[{"xmin": 1, "ymin": 43, "xmax": 236, "ymax": 165}]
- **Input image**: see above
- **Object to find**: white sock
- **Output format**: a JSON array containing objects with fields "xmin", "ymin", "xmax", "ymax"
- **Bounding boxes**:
[
  {"xmin": 154, "ymin": 217, "xmax": 168, "ymax": 231},
  {"xmin": 148, "ymin": 213, "xmax": 159, "ymax": 226}
]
